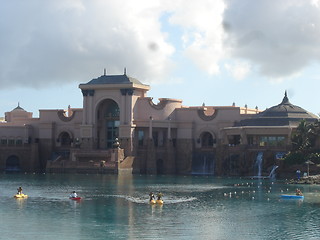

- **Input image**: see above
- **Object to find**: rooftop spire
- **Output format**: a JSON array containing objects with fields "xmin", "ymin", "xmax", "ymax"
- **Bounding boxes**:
[{"xmin": 281, "ymin": 90, "xmax": 290, "ymax": 104}]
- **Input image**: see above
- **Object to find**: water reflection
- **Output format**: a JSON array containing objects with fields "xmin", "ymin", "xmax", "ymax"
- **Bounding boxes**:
[{"xmin": 1, "ymin": 174, "xmax": 320, "ymax": 239}]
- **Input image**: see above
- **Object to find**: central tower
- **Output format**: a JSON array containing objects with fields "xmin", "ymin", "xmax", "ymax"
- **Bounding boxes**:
[{"xmin": 78, "ymin": 71, "xmax": 150, "ymax": 155}]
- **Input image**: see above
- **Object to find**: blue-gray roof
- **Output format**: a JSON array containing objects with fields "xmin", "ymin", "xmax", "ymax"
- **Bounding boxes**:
[
  {"xmin": 237, "ymin": 92, "xmax": 318, "ymax": 127},
  {"xmin": 85, "ymin": 74, "xmax": 146, "ymax": 86}
]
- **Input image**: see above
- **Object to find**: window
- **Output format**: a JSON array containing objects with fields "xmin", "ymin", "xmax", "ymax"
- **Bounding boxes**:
[
  {"xmin": 228, "ymin": 135, "xmax": 241, "ymax": 146},
  {"xmin": 153, "ymin": 132, "xmax": 158, "ymax": 147},
  {"xmin": 201, "ymin": 132, "xmax": 215, "ymax": 147},
  {"xmin": 259, "ymin": 136, "xmax": 286, "ymax": 147},
  {"xmin": 1, "ymin": 138, "xmax": 7, "ymax": 145},
  {"xmin": 138, "ymin": 130, "xmax": 144, "ymax": 146}
]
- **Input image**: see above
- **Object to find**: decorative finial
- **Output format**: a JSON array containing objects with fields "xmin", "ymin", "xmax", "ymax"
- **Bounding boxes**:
[
  {"xmin": 104, "ymin": 68, "xmax": 106, "ymax": 76},
  {"xmin": 281, "ymin": 90, "xmax": 290, "ymax": 104},
  {"xmin": 124, "ymin": 67, "xmax": 127, "ymax": 75}
]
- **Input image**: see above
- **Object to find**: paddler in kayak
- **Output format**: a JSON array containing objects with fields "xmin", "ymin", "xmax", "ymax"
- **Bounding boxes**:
[
  {"xmin": 156, "ymin": 192, "xmax": 163, "ymax": 201},
  {"xmin": 70, "ymin": 191, "xmax": 78, "ymax": 198},
  {"xmin": 156, "ymin": 192, "xmax": 163, "ymax": 204},
  {"xmin": 149, "ymin": 192, "xmax": 155, "ymax": 202},
  {"xmin": 296, "ymin": 188, "xmax": 303, "ymax": 196},
  {"xmin": 17, "ymin": 186, "xmax": 23, "ymax": 195}
]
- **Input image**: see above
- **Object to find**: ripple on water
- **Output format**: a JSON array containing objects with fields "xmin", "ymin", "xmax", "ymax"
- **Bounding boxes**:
[{"xmin": 106, "ymin": 194, "xmax": 197, "ymax": 205}]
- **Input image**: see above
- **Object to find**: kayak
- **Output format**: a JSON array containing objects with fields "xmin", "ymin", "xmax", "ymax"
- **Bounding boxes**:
[
  {"xmin": 280, "ymin": 194, "xmax": 304, "ymax": 199},
  {"xmin": 14, "ymin": 193, "xmax": 28, "ymax": 199},
  {"xmin": 69, "ymin": 197, "xmax": 81, "ymax": 200},
  {"xmin": 150, "ymin": 199, "xmax": 156, "ymax": 204},
  {"xmin": 156, "ymin": 199, "xmax": 164, "ymax": 205}
]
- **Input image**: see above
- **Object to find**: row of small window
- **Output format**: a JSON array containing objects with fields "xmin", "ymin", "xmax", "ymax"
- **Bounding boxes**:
[
  {"xmin": 1, "ymin": 138, "xmax": 23, "ymax": 145},
  {"xmin": 227, "ymin": 135, "xmax": 286, "ymax": 147},
  {"xmin": 247, "ymin": 135, "xmax": 286, "ymax": 146},
  {"xmin": 137, "ymin": 130, "xmax": 177, "ymax": 147}
]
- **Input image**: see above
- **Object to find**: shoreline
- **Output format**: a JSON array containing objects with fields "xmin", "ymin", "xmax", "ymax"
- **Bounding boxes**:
[{"xmin": 286, "ymin": 174, "xmax": 320, "ymax": 184}]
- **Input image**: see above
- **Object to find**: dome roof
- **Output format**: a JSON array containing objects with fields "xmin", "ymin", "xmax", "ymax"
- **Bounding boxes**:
[
  {"xmin": 11, "ymin": 103, "xmax": 26, "ymax": 112},
  {"xmin": 237, "ymin": 92, "xmax": 318, "ymax": 127}
]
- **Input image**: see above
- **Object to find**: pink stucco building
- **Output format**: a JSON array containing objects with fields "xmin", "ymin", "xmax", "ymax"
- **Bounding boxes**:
[{"xmin": 0, "ymin": 72, "xmax": 317, "ymax": 176}]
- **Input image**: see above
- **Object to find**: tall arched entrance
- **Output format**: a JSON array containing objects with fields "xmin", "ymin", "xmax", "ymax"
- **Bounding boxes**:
[
  {"xmin": 96, "ymin": 99, "xmax": 120, "ymax": 149},
  {"xmin": 192, "ymin": 131, "xmax": 216, "ymax": 175}
]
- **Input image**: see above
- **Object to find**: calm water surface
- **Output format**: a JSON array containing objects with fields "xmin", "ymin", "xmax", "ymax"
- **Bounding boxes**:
[{"xmin": 1, "ymin": 173, "xmax": 320, "ymax": 240}]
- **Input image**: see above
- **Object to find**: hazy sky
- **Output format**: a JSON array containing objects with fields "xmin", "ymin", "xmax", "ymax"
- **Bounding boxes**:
[{"xmin": 1, "ymin": 0, "xmax": 320, "ymax": 117}]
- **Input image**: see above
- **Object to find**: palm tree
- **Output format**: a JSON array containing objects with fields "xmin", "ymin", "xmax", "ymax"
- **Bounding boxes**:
[{"xmin": 291, "ymin": 120, "xmax": 313, "ymax": 152}]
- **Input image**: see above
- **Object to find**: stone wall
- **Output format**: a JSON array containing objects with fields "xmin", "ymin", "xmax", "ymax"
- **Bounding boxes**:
[
  {"xmin": 0, "ymin": 144, "xmax": 40, "ymax": 172},
  {"xmin": 176, "ymin": 139, "xmax": 193, "ymax": 174}
]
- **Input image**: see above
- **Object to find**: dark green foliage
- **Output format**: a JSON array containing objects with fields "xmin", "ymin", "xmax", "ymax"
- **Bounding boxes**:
[
  {"xmin": 284, "ymin": 151, "xmax": 306, "ymax": 165},
  {"xmin": 285, "ymin": 119, "xmax": 320, "ymax": 165}
]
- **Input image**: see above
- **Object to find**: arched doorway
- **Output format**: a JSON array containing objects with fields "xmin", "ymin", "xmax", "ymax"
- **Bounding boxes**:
[
  {"xmin": 97, "ymin": 99, "xmax": 120, "ymax": 149},
  {"xmin": 6, "ymin": 155, "xmax": 20, "ymax": 172},
  {"xmin": 58, "ymin": 132, "xmax": 72, "ymax": 147},
  {"xmin": 201, "ymin": 131, "xmax": 215, "ymax": 147}
]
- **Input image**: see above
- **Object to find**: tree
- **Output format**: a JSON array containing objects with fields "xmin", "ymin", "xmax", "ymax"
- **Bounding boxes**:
[{"xmin": 285, "ymin": 119, "xmax": 320, "ymax": 165}]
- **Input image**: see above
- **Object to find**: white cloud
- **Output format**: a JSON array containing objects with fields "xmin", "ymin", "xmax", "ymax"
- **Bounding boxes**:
[
  {"xmin": 167, "ymin": 0, "xmax": 226, "ymax": 75},
  {"xmin": 223, "ymin": 0, "xmax": 320, "ymax": 78},
  {"xmin": 224, "ymin": 61, "xmax": 251, "ymax": 80},
  {"xmin": 2, "ymin": 0, "xmax": 320, "ymax": 89},
  {"xmin": 0, "ymin": 0, "xmax": 175, "ymax": 88}
]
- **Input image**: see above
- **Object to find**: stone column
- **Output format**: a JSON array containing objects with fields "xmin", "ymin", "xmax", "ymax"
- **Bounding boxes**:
[
  {"xmin": 287, "ymin": 127, "xmax": 293, "ymax": 145},
  {"xmin": 146, "ymin": 116, "xmax": 156, "ymax": 174},
  {"xmin": 167, "ymin": 117, "xmax": 171, "ymax": 140},
  {"xmin": 149, "ymin": 116, "xmax": 153, "ymax": 139},
  {"xmin": 81, "ymin": 90, "xmax": 88, "ymax": 125},
  {"xmin": 240, "ymin": 129, "xmax": 248, "ymax": 145},
  {"xmin": 88, "ymin": 90, "xmax": 94, "ymax": 125}
]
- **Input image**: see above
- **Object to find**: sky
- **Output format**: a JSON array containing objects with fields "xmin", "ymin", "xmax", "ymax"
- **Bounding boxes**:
[{"xmin": 1, "ymin": 0, "xmax": 320, "ymax": 117}]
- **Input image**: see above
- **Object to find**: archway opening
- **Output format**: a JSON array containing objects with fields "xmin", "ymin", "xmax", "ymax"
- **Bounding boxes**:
[
  {"xmin": 97, "ymin": 99, "xmax": 120, "ymax": 149},
  {"xmin": 58, "ymin": 132, "xmax": 72, "ymax": 146},
  {"xmin": 201, "ymin": 132, "xmax": 215, "ymax": 148},
  {"xmin": 6, "ymin": 155, "xmax": 20, "ymax": 172}
]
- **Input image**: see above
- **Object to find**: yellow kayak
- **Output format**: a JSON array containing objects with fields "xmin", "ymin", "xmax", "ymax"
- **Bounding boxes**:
[
  {"xmin": 150, "ymin": 199, "xmax": 156, "ymax": 204},
  {"xmin": 14, "ymin": 193, "xmax": 28, "ymax": 199},
  {"xmin": 156, "ymin": 199, "xmax": 163, "ymax": 205}
]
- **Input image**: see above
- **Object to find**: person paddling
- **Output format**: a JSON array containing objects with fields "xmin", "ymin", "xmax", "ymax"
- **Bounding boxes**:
[
  {"xmin": 295, "ymin": 188, "xmax": 303, "ymax": 196},
  {"xmin": 157, "ymin": 192, "xmax": 163, "ymax": 201},
  {"xmin": 17, "ymin": 186, "xmax": 23, "ymax": 195},
  {"xmin": 149, "ymin": 192, "xmax": 155, "ymax": 202},
  {"xmin": 70, "ymin": 191, "xmax": 78, "ymax": 198}
]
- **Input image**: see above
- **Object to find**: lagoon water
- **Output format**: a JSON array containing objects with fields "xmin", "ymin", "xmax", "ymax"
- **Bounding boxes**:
[{"xmin": 1, "ymin": 174, "xmax": 320, "ymax": 240}]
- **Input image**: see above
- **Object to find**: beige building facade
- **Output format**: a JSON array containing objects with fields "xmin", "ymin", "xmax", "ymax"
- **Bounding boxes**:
[{"xmin": 0, "ymin": 72, "xmax": 317, "ymax": 176}]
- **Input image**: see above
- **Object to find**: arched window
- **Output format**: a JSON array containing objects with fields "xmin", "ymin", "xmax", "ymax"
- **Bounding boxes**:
[
  {"xmin": 201, "ymin": 132, "xmax": 215, "ymax": 147},
  {"xmin": 97, "ymin": 99, "xmax": 120, "ymax": 149},
  {"xmin": 105, "ymin": 101, "xmax": 120, "ymax": 119},
  {"xmin": 58, "ymin": 132, "xmax": 72, "ymax": 146}
]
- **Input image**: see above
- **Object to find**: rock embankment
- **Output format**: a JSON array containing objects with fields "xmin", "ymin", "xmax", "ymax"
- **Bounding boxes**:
[{"xmin": 287, "ymin": 175, "xmax": 320, "ymax": 184}]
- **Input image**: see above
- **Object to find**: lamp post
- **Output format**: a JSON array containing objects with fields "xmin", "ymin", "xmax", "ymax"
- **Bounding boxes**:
[{"xmin": 305, "ymin": 160, "xmax": 314, "ymax": 177}]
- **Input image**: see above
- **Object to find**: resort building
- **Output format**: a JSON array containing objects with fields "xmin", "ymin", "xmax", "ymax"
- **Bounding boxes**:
[{"xmin": 0, "ymin": 72, "xmax": 318, "ymax": 176}]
